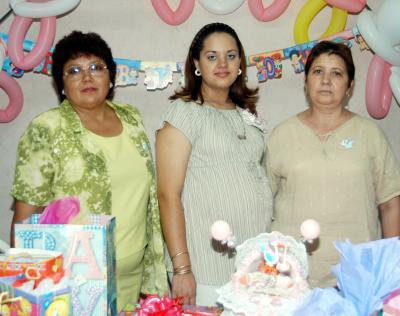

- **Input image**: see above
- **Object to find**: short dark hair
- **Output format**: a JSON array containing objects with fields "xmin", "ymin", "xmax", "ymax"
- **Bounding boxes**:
[
  {"xmin": 304, "ymin": 41, "xmax": 355, "ymax": 87},
  {"xmin": 170, "ymin": 23, "xmax": 258, "ymax": 114},
  {"xmin": 52, "ymin": 31, "xmax": 116, "ymax": 102}
]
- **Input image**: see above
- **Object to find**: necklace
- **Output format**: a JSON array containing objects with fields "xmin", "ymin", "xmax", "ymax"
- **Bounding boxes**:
[
  {"xmin": 205, "ymin": 101, "xmax": 247, "ymax": 140},
  {"xmin": 215, "ymin": 107, "xmax": 247, "ymax": 140}
]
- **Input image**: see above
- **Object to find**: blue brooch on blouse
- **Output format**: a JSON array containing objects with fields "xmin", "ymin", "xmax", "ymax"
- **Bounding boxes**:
[{"xmin": 340, "ymin": 138, "xmax": 354, "ymax": 149}]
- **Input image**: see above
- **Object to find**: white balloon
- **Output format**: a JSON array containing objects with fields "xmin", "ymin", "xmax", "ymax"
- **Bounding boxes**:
[
  {"xmin": 199, "ymin": 0, "xmax": 244, "ymax": 15},
  {"xmin": 9, "ymin": 0, "xmax": 81, "ymax": 18},
  {"xmin": 357, "ymin": 0, "xmax": 400, "ymax": 66},
  {"xmin": 390, "ymin": 66, "xmax": 400, "ymax": 104}
]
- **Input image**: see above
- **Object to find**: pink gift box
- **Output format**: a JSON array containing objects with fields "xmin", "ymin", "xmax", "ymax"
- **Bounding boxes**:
[{"xmin": 383, "ymin": 288, "xmax": 400, "ymax": 316}]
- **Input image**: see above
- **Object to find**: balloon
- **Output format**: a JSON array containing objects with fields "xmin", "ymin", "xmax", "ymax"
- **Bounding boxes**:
[
  {"xmin": 300, "ymin": 219, "xmax": 320, "ymax": 241},
  {"xmin": 294, "ymin": 0, "xmax": 348, "ymax": 44},
  {"xmin": 248, "ymin": 0, "xmax": 291, "ymax": 22},
  {"xmin": 150, "ymin": 0, "xmax": 195, "ymax": 26},
  {"xmin": 365, "ymin": 55, "xmax": 393, "ymax": 119},
  {"xmin": 357, "ymin": 0, "xmax": 400, "ymax": 66},
  {"xmin": 389, "ymin": 66, "xmax": 400, "ymax": 105},
  {"xmin": 325, "ymin": 0, "xmax": 366, "ymax": 13},
  {"xmin": 9, "ymin": 0, "xmax": 80, "ymax": 18},
  {"xmin": 8, "ymin": 15, "xmax": 56, "ymax": 70},
  {"xmin": 0, "ymin": 70, "xmax": 24, "ymax": 123},
  {"xmin": 199, "ymin": 0, "xmax": 244, "ymax": 15}
]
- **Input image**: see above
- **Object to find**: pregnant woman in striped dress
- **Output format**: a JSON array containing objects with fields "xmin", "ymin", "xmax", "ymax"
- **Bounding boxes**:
[{"xmin": 156, "ymin": 23, "xmax": 273, "ymax": 306}]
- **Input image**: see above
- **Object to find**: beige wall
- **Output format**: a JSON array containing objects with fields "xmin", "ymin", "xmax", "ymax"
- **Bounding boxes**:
[{"xmin": 0, "ymin": 0, "xmax": 398, "ymax": 243}]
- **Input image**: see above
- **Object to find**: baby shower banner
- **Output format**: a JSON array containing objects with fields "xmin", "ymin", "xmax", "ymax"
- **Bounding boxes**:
[{"xmin": 0, "ymin": 27, "xmax": 365, "ymax": 91}]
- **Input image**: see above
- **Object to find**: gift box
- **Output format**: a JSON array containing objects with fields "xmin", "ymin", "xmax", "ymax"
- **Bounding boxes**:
[
  {"xmin": 0, "ymin": 248, "xmax": 70, "ymax": 316},
  {"xmin": 383, "ymin": 288, "xmax": 400, "ymax": 316},
  {"xmin": 183, "ymin": 305, "xmax": 224, "ymax": 315},
  {"xmin": 14, "ymin": 214, "xmax": 116, "ymax": 316},
  {"xmin": 118, "ymin": 296, "xmax": 224, "ymax": 316}
]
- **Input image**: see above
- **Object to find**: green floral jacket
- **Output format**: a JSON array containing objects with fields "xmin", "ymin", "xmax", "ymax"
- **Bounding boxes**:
[{"xmin": 12, "ymin": 99, "xmax": 168, "ymax": 295}]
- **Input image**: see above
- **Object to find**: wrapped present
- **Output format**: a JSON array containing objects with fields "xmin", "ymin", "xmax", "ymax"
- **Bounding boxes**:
[
  {"xmin": 136, "ymin": 294, "xmax": 183, "ymax": 315},
  {"xmin": 118, "ymin": 295, "xmax": 224, "ymax": 316},
  {"xmin": 183, "ymin": 305, "xmax": 224, "ymax": 315},
  {"xmin": 383, "ymin": 288, "xmax": 400, "ymax": 316},
  {"xmin": 0, "ymin": 248, "xmax": 64, "ymax": 280},
  {"xmin": 0, "ymin": 248, "xmax": 70, "ymax": 315},
  {"xmin": 15, "ymin": 214, "xmax": 116, "ymax": 316},
  {"xmin": 293, "ymin": 238, "xmax": 400, "ymax": 316}
]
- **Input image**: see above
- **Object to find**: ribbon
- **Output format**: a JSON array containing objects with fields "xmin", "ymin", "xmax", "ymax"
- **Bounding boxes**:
[
  {"xmin": 137, "ymin": 295, "xmax": 183, "ymax": 316},
  {"xmin": 0, "ymin": 292, "xmax": 23, "ymax": 306}
]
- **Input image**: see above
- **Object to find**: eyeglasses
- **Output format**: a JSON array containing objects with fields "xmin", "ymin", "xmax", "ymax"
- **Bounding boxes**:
[{"xmin": 63, "ymin": 62, "xmax": 108, "ymax": 80}]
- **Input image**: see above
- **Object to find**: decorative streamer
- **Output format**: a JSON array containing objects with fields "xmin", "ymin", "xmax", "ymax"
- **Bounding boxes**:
[
  {"xmin": 249, "ymin": 27, "xmax": 358, "ymax": 82},
  {"xmin": 0, "ymin": 28, "xmax": 361, "ymax": 87}
]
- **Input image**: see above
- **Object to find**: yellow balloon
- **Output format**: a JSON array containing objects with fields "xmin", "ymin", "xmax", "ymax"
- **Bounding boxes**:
[{"xmin": 294, "ymin": 0, "xmax": 348, "ymax": 44}]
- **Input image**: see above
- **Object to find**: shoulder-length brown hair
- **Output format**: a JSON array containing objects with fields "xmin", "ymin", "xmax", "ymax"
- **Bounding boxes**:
[{"xmin": 170, "ymin": 23, "xmax": 259, "ymax": 114}]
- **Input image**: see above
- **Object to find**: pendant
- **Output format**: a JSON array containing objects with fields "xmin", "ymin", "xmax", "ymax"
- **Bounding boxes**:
[{"xmin": 237, "ymin": 134, "xmax": 246, "ymax": 140}]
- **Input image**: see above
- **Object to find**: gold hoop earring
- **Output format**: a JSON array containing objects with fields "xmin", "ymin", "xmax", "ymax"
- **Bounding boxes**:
[
  {"xmin": 195, "ymin": 69, "xmax": 201, "ymax": 76},
  {"xmin": 238, "ymin": 69, "xmax": 242, "ymax": 76}
]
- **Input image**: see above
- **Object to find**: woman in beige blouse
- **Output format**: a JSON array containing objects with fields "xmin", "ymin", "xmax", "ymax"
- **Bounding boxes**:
[{"xmin": 267, "ymin": 41, "xmax": 400, "ymax": 287}]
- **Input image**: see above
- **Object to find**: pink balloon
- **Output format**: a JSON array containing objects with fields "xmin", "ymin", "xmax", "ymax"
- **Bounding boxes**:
[
  {"xmin": 325, "ymin": 0, "xmax": 366, "ymax": 13},
  {"xmin": 151, "ymin": 0, "xmax": 195, "ymax": 26},
  {"xmin": 366, "ymin": 55, "xmax": 393, "ymax": 119},
  {"xmin": 8, "ymin": 15, "xmax": 56, "ymax": 70},
  {"xmin": 0, "ymin": 71, "xmax": 24, "ymax": 123},
  {"xmin": 248, "ymin": 0, "xmax": 291, "ymax": 22}
]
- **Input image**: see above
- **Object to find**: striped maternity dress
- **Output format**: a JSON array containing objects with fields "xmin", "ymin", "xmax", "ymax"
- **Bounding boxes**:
[{"xmin": 160, "ymin": 99, "xmax": 273, "ymax": 287}]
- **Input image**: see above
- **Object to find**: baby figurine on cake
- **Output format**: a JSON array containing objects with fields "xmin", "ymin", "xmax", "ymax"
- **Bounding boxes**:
[{"xmin": 211, "ymin": 220, "xmax": 320, "ymax": 316}]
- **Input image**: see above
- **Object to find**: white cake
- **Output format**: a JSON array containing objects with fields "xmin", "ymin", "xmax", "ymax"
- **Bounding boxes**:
[{"xmin": 217, "ymin": 232, "xmax": 310, "ymax": 316}]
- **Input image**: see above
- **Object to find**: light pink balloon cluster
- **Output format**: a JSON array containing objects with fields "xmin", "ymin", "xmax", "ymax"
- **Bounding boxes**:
[{"xmin": 1, "ymin": 0, "xmax": 80, "ymax": 123}]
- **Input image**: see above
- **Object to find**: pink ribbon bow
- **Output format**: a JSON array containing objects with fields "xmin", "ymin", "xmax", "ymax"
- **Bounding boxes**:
[{"xmin": 137, "ymin": 295, "xmax": 183, "ymax": 316}]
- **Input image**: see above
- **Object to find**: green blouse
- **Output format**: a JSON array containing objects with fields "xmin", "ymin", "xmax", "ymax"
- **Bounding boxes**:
[{"xmin": 11, "ymin": 99, "xmax": 168, "ymax": 295}]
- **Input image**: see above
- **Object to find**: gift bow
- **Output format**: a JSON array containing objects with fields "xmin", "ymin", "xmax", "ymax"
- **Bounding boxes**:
[{"xmin": 137, "ymin": 295, "xmax": 183, "ymax": 316}]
